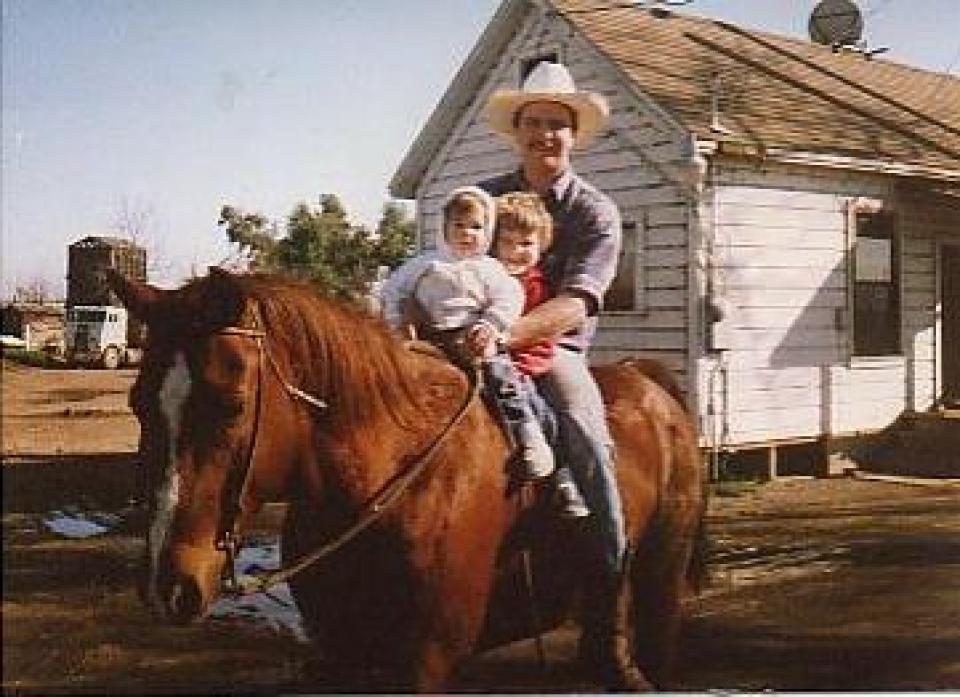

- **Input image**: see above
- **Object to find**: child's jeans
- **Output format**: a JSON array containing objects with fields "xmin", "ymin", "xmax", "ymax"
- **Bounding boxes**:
[
  {"xmin": 485, "ymin": 353, "xmax": 582, "ymax": 489},
  {"xmin": 484, "ymin": 353, "xmax": 554, "ymax": 445}
]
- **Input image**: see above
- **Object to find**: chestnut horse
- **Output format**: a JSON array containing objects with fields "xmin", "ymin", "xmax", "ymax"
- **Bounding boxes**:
[{"xmin": 111, "ymin": 268, "xmax": 704, "ymax": 691}]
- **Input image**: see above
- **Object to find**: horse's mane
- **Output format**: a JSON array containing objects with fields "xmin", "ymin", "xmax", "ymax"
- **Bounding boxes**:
[{"xmin": 178, "ymin": 271, "xmax": 424, "ymax": 429}]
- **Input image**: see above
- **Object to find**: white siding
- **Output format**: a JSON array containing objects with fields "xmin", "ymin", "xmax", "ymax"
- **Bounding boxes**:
[
  {"xmin": 698, "ymin": 161, "xmax": 955, "ymax": 446},
  {"xmin": 414, "ymin": 7, "xmax": 695, "ymax": 386},
  {"xmin": 405, "ymin": 5, "xmax": 958, "ymax": 448},
  {"xmin": 899, "ymin": 189, "xmax": 960, "ymax": 408}
]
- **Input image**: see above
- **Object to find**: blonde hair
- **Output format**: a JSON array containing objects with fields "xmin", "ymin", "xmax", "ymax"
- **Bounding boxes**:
[{"xmin": 494, "ymin": 192, "xmax": 554, "ymax": 251}]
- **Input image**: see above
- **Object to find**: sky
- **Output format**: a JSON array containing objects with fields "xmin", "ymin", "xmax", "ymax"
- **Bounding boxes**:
[{"xmin": 3, "ymin": 0, "xmax": 959, "ymax": 298}]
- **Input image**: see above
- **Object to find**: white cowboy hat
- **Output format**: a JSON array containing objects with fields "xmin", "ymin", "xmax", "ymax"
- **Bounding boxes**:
[{"xmin": 483, "ymin": 61, "xmax": 610, "ymax": 148}]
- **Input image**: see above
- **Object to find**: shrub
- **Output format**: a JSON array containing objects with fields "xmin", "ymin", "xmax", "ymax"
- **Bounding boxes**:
[{"xmin": 1, "ymin": 347, "xmax": 63, "ymax": 368}]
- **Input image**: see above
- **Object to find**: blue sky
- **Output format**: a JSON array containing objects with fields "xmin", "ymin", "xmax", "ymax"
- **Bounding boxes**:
[{"xmin": 3, "ymin": 0, "xmax": 958, "ymax": 297}]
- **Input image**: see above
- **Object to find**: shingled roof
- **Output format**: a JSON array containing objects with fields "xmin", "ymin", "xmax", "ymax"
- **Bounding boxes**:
[
  {"xmin": 390, "ymin": 0, "xmax": 960, "ymax": 198},
  {"xmin": 552, "ymin": 0, "xmax": 960, "ymax": 174}
]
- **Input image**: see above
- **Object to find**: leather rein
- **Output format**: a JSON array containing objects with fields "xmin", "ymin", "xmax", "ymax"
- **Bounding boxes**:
[{"xmin": 212, "ymin": 325, "xmax": 481, "ymax": 598}]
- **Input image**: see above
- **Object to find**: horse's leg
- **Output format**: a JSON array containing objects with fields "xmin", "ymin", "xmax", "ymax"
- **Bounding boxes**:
[
  {"xmin": 574, "ymin": 542, "xmax": 653, "ymax": 691},
  {"xmin": 603, "ymin": 550, "xmax": 656, "ymax": 690},
  {"xmin": 630, "ymin": 507, "xmax": 701, "ymax": 688},
  {"xmin": 407, "ymin": 639, "xmax": 458, "ymax": 693},
  {"xmin": 407, "ymin": 502, "xmax": 510, "ymax": 692},
  {"xmin": 405, "ymin": 559, "xmax": 499, "ymax": 692}
]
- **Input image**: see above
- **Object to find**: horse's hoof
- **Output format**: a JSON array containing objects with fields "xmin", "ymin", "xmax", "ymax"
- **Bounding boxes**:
[
  {"xmin": 606, "ymin": 663, "xmax": 654, "ymax": 692},
  {"xmin": 577, "ymin": 636, "xmax": 654, "ymax": 692}
]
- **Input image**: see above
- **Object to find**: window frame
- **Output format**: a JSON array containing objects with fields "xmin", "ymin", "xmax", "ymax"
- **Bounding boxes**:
[
  {"xmin": 603, "ymin": 214, "xmax": 648, "ymax": 315},
  {"xmin": 518, "ymin": 46, "xmax": 565, "ymax": 86},
  {"xmin": 847, "ymin": 199, "xmax": 902, "ymax": 359}
]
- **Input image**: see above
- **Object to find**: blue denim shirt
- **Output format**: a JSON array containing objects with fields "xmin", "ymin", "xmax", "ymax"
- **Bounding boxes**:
[{"xmin": 480, "ymin": 169, "xmax": 622, "ymax": 351}]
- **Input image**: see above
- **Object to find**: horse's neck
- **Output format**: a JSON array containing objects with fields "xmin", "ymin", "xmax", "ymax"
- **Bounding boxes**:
[{"xmin": 321, "ymin": 347, "xmax": 468, "ymax": 507}]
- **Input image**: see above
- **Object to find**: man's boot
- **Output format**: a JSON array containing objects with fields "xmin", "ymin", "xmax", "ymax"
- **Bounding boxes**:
[{"xmin": 577, "ymin": 560, "xmax": 651, "ymax": 691}]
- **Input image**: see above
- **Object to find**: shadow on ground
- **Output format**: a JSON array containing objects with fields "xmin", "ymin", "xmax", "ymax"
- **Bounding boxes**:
[{"xmin": 3, "ymin": 453, "xmax": 140, "ymax": 512}]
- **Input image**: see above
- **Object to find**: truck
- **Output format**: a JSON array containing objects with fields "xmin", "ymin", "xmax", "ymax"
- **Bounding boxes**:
[{"xmin": 64, "ymin": 236, "xmax": 147, "ymax": 368}]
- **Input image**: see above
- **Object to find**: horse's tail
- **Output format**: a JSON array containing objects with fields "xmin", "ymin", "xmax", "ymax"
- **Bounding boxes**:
[
  {"xmin": 617, "ymin": 357, "xmax": 688, "ymax": 413},
  {"xmin": 618, "ymin": 357, "xmax": 708, "ymax": 589}
]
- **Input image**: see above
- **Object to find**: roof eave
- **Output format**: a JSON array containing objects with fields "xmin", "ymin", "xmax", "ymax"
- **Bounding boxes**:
[
  {"xmin": 388, "ymin": 0, "xmax": 531, "ymax": 200},
  {"xmin": 696, "ymin": 139, "xmax": 960, "ymax": 182}
]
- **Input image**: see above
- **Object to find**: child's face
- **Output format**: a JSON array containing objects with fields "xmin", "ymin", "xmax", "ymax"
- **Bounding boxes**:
[
  {"xmin": 444, "ymin": 207, "xmax": 487, "ymax": 259},
  {"xmin": 496, "ymin": 227, "xmax": 541, "ymax": 275}
]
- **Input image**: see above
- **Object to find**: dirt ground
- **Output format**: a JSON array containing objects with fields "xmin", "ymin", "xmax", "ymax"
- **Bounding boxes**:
[
  {"xmin": 1, "ymin": 361, "xmax": 140, "ymax": 457},
  {"xmin": 3, "ymin": 360, "xmax": 959, "ymax": 693}
]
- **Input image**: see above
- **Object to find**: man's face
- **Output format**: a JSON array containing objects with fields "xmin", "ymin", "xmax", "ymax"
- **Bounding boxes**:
[
  {"xmin": 495, "ymin": 226, "xmax": 541, "ymax": 276},
  {"xmin": 514, "ymin": 101, "xmax": 576, "ymax": 173}
]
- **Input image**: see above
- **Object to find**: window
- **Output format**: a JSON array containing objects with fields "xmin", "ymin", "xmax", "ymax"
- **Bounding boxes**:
[
  {"xmin": 604, "ymin": 220, "xmax": 645, "ymax": 312},
  {"xmin": 74, "ymin": 309, "xmax": 107, "ymax": 323},
  {"xmin": 853, "ymin": 209, "xmax": 900, "ymax": 356},
  {"xmin": 519, "ymin": 51, "xmax": 560, "ymax": 85}
]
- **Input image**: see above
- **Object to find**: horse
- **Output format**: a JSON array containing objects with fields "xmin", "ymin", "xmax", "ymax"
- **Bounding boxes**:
[{"xmin": 110, "ymin": 267, "xmax": 705, "ymax": 692}]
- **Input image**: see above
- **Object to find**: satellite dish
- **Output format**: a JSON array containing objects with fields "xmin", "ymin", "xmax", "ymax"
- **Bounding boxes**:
[{"xmin": 808, "ymin": 0, "xmax": 863, "ymax": 47}]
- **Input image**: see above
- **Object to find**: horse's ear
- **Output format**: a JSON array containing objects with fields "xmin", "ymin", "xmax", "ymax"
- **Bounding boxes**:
[
  {"xmin": 200, "ymin": 266, "xmax": 251, "ymax": 328},
  {"xmin": 106, "ymin": 268, "xmax": 164, "ymax": 322}
]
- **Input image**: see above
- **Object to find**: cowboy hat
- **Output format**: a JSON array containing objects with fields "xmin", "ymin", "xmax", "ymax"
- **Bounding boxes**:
[{"xmin": 483, "ymin": 61, "xmax": 609, "ymax": 148}]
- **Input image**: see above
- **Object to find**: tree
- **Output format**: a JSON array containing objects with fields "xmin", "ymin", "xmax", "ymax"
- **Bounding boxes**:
[
  {"xmin": 13, "ymin": 278, "xmax": 52, "ymax": 304},
  {"xmin": 111, "ymin": 196, "xmax": 172, "ymax": 280},
  {"xmin": 218, "ymin": 194, "xmax": 417, "ymax": 302},
  {"xmin": 374, "ymin": 201, "xmax": 417, "ymax": 270},
  {"xmin": 218, "ymin": 205, "xmax": 277, "ymax": 271}
]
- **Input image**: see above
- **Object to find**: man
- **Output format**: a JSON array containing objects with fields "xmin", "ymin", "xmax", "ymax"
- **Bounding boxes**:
[{"xmin": 479, "ymin": 61, "xmax": 642, "ymax": 689}]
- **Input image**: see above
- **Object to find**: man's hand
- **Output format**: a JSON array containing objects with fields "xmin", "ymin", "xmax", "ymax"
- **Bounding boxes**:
[
  {"xmin": 398, "ymin": 322, "xmax": 418, "ymax": 341},
  {"xmin": 505, "ymin": 293, "xmax": 588, "ymax": 350},
  {"xmin": 464, "ymin": 321, "xmax": 498, "ymax": 359}
]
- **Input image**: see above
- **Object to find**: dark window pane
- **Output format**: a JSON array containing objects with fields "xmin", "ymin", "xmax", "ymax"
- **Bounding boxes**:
[
  {"xmin": 853, "ymin": 210, "xmax": 899, "ymax": 356},
  {"xmin": 604, "ymin": 221, "xmax": 638, "ymax": 311},
  {"xmin": 520, "ymin": 53, "xmax": 559, "ymax": 84}
]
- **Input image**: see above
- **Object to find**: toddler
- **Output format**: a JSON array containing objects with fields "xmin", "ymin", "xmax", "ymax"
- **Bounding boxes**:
[
  {"xmin": 487, "ymin": 192, "xmax": 589, "ymax": 518},
  {"xmin": 380, "ymin": 185, "xmax": 554, "ymax": 479}
]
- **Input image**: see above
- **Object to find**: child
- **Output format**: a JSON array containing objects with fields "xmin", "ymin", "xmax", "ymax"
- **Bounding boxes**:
[
  {"xmin": 379, "ymin": 185, "xmax": 554, "ymax": 480},
  {"xmin": 488, "ymin": 192, "xmax": 590, "ymax": 519}
]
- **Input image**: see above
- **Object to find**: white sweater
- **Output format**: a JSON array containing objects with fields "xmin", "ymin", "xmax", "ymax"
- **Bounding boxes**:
[{"xmin": 380, "ymin": 249, "xmax": 523, "ymax": 335}]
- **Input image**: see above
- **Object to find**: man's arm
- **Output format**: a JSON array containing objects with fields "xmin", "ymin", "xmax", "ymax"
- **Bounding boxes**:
[{"xmin": 504, "ymin": 292, "xmax": 587, "ymax": 350}]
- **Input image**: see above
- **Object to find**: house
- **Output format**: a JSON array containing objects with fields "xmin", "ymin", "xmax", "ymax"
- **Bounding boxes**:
[
  {"xmin": 389, "ymin": 0, "xmax": 960, "ymax": 468},
  {"xmin": 1, "ymin": 302, "xmax": 66, "ymax": 352}
]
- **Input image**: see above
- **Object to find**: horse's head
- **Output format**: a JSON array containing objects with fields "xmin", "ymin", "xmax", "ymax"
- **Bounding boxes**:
[{"xmin": 111, "ymin": 268, "xmax": 308, "ymax": 623}]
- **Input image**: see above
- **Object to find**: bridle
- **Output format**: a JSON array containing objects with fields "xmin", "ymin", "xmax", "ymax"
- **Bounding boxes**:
[
  {"xmin": 211, "ymin": 325, "xmax": 326, "ymax": 593},
  {"xmin": 209, "ymin": 324, "xmax": 481, "ymax": 597}
]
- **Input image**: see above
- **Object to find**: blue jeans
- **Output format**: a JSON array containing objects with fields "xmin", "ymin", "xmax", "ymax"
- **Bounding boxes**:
[
  {"xmin": 535, "ymin": 347, "xmax": 626, "ymax": 574},
  {"xmin": 483, "ymin": 353, "xmax": 557, "ymax": 452}
]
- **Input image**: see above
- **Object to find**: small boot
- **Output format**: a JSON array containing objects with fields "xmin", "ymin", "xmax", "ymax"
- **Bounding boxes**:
[
  {"xmin": 517, "ymin": 420, "xmax": 555, "ymax": 479},
  {"xmin": 555, "ymin": 468, "xmax": 590, "ymax": 519}
]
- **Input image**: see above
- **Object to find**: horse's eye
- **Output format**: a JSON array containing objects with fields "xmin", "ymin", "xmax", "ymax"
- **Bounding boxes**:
[
  {"xmin": 224, "ymin": 354, "xmax": 246, "ymax": 376},
  {"xmin": 201, "ymin": 386, "xmax": 244, "ymax": 421},
  {"xmin": 220, "ymin": 397, "xmax": 244, "ymax": 421}
]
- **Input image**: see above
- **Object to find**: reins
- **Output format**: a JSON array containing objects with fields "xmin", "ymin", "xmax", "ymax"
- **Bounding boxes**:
[{"xmin": 218, "ymin": 326, "xmax": 481, "ymax": 598}]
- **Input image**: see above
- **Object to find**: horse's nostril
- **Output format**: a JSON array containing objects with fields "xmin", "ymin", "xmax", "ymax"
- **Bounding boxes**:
[{"xmin": 165, "ymin": 575, "xmax": 203, "ymax": 624}]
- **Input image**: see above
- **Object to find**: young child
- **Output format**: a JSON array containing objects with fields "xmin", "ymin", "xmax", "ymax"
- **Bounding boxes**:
[
  {"xmin": 488, "ymin": 192, "xmax": 589, "ymax": 519},
  {"xmin": 379, "ymin": 185, "xmax": 554, "ymax": 480}
]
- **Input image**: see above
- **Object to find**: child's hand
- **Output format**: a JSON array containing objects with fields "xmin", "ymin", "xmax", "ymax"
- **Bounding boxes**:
[
  {"xmin": 398, "ymin": 322, "xmax": 418, "ymax": 341},
  {"xmin": 464, "ymin": 322, "xmax": 498, "ymax": 358}
]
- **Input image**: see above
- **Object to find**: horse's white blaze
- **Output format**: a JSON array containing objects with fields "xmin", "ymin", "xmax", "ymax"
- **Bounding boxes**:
[{"xmin": 147, "ymin": 352, "xmax": 191, "ymax": 603}]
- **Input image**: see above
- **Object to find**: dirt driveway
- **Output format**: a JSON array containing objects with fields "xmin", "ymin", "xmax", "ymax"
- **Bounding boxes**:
[{"xmin": 3, "ymin": 361, "xmax": 959, "ymax": 692}]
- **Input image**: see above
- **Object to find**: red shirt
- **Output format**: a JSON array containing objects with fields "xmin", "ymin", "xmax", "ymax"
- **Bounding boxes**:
[{"xmin": 510, "ymin": 267, "xmax": 556, "ymax": 377}]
